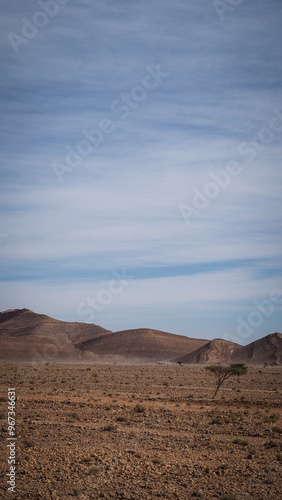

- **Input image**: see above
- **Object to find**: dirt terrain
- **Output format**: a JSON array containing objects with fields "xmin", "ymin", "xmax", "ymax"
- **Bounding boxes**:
[{"xmin": 0, "ymin": 363, "xmax": 281, "ymax": 499}]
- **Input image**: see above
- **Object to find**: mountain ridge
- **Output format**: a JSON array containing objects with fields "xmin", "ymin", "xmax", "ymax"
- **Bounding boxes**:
[
  {"xmin": 175, "ymin": 338, "xmax": 240, "ymax": 364},
  {"xmin": 0, "ymin": 309, "xmax": 281, "ymax": 365},
  {"xmin": 231, "ymin": 332, "xmax": 282, "ymax": 366},
  {"xmin": 76, "ymin": 327, "xmax": 209, "ymax": 362},
  {"xmin": 0, "ymin": 308, "xmax": 113, "ymax": 362}
]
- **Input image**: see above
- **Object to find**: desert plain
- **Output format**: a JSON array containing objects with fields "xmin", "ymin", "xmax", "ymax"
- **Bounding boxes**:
[{"xmin": 0, "ymin": 363, "xmax": 281, "ymax": 499}]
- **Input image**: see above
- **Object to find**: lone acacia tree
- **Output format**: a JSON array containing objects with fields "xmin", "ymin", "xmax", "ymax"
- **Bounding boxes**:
[{"xmin": 205, "ymin": 363, "xmax": 247, "ymax": 399}]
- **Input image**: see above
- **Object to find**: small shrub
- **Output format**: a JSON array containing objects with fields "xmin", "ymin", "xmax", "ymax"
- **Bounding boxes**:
[
  {"xmin": 102, "ymin": 424, "xmax": 118, "ymax": 432},
  {"xmin": 145, "ymin": 419, "xmax": 155, "ymax": 426},
  {"xmin": 0, "ymin": 396, "xmax": 8, "ymax": 403},
  {"xmin": 264, "ymin": 477, "xmax": 274, "ymax": 484},
  {"xmin": 73, "ymin": 487, "xmax": 81, "ymax": 497},
  {"xmin": 264, "ymin": 440, "xmax": 278, "ymax": 449},
  {"xmin": 272, "ymin": 427, "xmax": 282, "ymax": 434},
  {"xmin": 67, "ymin": 412, "xmax": 80, "ymax": 422},
  {"xmin": 265, "ymin": 413, "xmax": 279, "ymax": 423},
  {"xmin": 116, "ymin": 416, "xmax": 128, "ymax": 423},
  {"xmin": 152, "ymin": 458, "xmax": 162, "ymax": 465},
  {"xmin": 225, "ymin": 413, "xmax": 238, "ymax": 423},
  {"xmin": 89, "ymin": 466, "xmax": 100, "ymax": 476},
  {"xmin": 134, "ymin": 404, "xmax": 146, "ymax": 413},
  {"xmin": 232, "ymin": 438, "xmax": 248, "ymax": 446},
  {"xmin": 276, "ymin": 453, "xmax": 282, "ymax": 462},
  {"xmin": 23, "ymin": 439, "xmax": 35, "ymax": 448},
  {"xmin": 210, "ymin": 417, "xmax": 224, "ymax": 425}
]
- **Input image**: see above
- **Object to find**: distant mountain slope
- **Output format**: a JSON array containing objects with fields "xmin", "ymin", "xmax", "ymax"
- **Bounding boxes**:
[
  {"xmin": 0, "ymin": 309, "xmax": 281, "ymax": 365},
  {"xmin": 0, "ymin": 309, "xmax": 112, "ymax": 362},
  {"xmin": 231, "ymin": 332, "xmax": 282, "ymax": 366},
  {"xmin": 175, "ymin": 338, "xmax": 240, "ymax": 364},
  {"xmin": 77, "ymin": 328, "xmax": 209, "ymax": 362}
]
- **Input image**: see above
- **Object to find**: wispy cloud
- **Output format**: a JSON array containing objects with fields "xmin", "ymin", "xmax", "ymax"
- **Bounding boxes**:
[{"xmin": 1, "ymin": 0, "xmax": 282, "ymax": 340}]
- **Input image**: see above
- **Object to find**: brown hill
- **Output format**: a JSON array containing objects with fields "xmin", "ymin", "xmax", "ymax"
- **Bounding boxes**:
[
  {"xmin": 0, "ymin": 309, "xmax": 281, "ymax": 365},
  {"xmin": 0, "ymin": 308, "xmax": 112, "ymax": 362},
  {"xmin": 77, "ymin": 328, "xmax": 209, "ymax": 362},
  {"xmin": 175, "ymin": 338, "xmax": 240, "ymax": 364},
  {"xmin": 231, "ymin": 332, "xmax": 282, "ymax": 366}
]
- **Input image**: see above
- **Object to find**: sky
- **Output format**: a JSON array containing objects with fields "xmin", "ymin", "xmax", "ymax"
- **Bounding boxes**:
[{"xmin": 0, "ymin": 0, "xmax": 282, "ymax": 345}]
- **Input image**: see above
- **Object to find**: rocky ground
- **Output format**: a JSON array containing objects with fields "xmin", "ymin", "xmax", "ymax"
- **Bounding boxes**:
[{"xmin": 0, "ymin": 363, "xmax": 281, "ymax": 499}]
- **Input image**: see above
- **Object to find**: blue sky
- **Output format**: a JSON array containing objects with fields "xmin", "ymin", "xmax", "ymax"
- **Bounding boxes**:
[{"xmin": 0, "ymin": 0, "xmax": 282, "ymax": 344}]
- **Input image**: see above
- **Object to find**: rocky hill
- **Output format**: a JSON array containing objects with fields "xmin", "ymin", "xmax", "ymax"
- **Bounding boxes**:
[
  {"xmin": 0, "ymin": 308, "xmax": 112, "ymax": 362},
  {"xmin": 175, "ymin": 338, "xmax": 240, "ymax": 364},
  {"xmin": 231, "ymin": 332, "xmax": 282, "ymax": 366},
  {"xmin": 0, "ymin": 309, "xmax": 281, "ymax": 365},
  {"xmin": 77, "ymin": 328, "xmax": 208, "ymax": 362}
]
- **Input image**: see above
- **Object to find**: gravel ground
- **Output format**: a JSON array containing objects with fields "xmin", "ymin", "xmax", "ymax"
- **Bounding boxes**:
[{"xmin": 0, "ymin": 363, "xmax": 281, "ymax": 499}]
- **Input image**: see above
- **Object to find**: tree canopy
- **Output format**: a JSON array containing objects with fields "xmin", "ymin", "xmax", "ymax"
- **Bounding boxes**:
[{"xmin": 205, "ymin": 363, "xmax": 248, "ymax": 399}]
